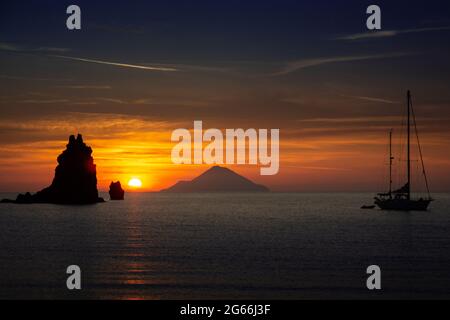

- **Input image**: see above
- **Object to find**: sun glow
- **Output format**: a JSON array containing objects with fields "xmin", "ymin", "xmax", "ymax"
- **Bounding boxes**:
[{"xmin": 128, "ymin": 178, "xmax": 142, "ymax": 188}]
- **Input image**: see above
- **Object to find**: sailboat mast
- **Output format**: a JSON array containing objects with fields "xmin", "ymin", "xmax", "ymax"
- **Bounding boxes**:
[
  {"xmin": 407, "ymin": 90, "xmax": 411, "ymax": 200},
  {"xmin": 389, "ymin": 129, "xmax": 393, "ymax": 197}
]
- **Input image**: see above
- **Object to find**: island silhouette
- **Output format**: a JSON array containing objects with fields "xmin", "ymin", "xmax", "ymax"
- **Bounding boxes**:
[
  {"xmin": 1, "ymin": 134, "xmax": 104, "ymax": 204},
  {"xmin": 161, "ymin": 165, "xmax": 269, "ymax": 193}
]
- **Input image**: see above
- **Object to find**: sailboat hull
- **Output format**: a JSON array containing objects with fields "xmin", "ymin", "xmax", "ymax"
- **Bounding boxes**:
[{"xmin": 374, "ymin": 198, "xmax": 432, "ymax": 211}]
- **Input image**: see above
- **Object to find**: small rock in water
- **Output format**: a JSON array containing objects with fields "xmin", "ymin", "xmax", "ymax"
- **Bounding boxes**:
[{"xmin": 109, "ymin": 181, "xmax": 125, "ymax": 200}]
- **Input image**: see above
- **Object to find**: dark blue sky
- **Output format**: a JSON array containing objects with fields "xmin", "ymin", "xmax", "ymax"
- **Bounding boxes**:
[{"xmin": 2, "ymin": 0, "xmax": 450, "ymax": 62}]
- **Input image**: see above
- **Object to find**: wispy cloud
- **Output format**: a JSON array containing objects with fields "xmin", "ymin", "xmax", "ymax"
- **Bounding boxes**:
[
  {"xmin": 1, "ymin": 42, "xmax": 234, "ymax": 75},
  {"xmin": 297, "ymin": 116, "xmax": 402, "ymax": 124},
  {"xmin": 56, "ymin": 85, "xmax": 111, "ymax": 90},
  {"xmin": 95, "ymin": 97, "xmax": 209, "ymax": 107},
  {"xmin": 50, "ymin": 55, "xmax": 178, "ymax": 72},
  {"xmin": 0, "ymin": 43, "xmax": 19, "ymax": 51},
  {"xmin": 96, "ymin": 98, "xmax": 130, "ymax": 104},
  {"xmin": 293, "ymin": 165, "xmax": 351, "ymax": 172},
  {"xmin": 35, "ymin": 47, "xmax": 70, "ymax": 53},
  {"xmin": 341, "ymin": 94, "xmax": 399, "ymax": 104},
  {"xmin": 0, "ymin": 42, "xmax": 70, "ymax": 53},
  {"xmin": 143, "ymin": 63, "xmax": 236, "ymax": 75},
  {"xmin": 69, "ymin": 102, "xmax": 99, "ymax": 105},
  {"xmin": 18, "ymin": 99, "xmax": 70, "ymax": 104},
  {"xmin": 272, "ymin": 52, "xmax": 412, "ymax": 76},
  {"xmin": 0, "ymin": 74, "xmax": 73, "ymax": 82},
  {"xmin": 337, "ymin": 26, "xmax": 450, "ymax": 40}
]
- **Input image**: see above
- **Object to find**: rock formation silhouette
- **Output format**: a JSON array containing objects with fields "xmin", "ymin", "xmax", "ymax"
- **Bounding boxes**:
[
  {"xmin": 1, "ymin": 134, "xmax": 104, "ymax": 204},
  {"xmin": 160, "ymin": 165, "xmax": 269, "ymax": 193},
  {"xmin": 109, "ymin": 181, "xmax": 125, "ymax": 200}
]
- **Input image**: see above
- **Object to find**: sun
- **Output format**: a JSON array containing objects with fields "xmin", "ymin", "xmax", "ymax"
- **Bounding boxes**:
[{"xmin": 128, "ymin": 178, "xmax": 142, "ymax": 188}]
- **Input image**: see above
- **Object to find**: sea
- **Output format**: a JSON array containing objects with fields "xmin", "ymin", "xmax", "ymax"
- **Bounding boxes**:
[{"xmin": 0, "ymin": 192, "xmax": 449, "ymax": 299}]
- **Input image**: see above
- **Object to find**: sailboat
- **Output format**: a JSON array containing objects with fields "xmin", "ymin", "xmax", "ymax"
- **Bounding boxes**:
[{"xmin": 373, "ymin": 90, "xmax": 433, "ymax": 211}]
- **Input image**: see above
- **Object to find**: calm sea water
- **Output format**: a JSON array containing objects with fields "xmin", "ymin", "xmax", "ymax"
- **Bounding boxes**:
[{"xmin": 1, "ymin": 192, "xmax": 450, "ymax": 299}]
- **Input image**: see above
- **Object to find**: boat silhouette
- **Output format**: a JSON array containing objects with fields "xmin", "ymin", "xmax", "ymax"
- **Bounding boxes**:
[{"xmin": 373, "ymin": 90, "xmax": 433, "ymax": 211}]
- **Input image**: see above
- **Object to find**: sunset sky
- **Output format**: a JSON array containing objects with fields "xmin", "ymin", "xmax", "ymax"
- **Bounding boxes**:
[{"xmin": 1, "ymin": 0, "xmax": 450, "ymax": 192}]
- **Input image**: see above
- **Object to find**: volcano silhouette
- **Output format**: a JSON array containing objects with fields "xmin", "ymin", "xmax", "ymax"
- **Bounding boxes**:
[{"xmin": 161, "ymin": 166, "xmax": 269, "ymax": 193}]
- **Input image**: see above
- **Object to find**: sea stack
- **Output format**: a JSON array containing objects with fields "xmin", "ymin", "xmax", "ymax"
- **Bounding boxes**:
[
  {"xmin": 109, "ymin": 181, "xmax": 125, "ymax": 200},
  {"xmin": 1, "ymin": 134, "xmax": 104, "ymax": 204}
]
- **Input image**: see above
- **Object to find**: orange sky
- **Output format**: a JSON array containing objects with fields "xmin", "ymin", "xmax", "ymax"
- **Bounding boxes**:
[{"xmin": 0, "ymin": 112, "xmax": 449, "ymax": 193}]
